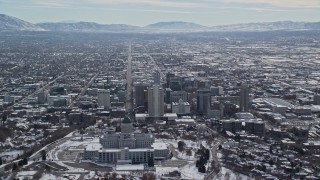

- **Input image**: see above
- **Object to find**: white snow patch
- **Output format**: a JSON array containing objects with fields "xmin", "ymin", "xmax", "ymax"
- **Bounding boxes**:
[
  {"xmin": 179, "ymin": 162, "xmax": 205, "ymax": 179},
  {"xmin": 156, "ymin": 166, "xmax": 179, "ymax": 176},
  {"xmin": 217, "ymin": 167, "xmax": 253, "ymax": 180},
  {"xmin": 0, "ymin": 150, "xmax": 24, "ymax": 161},
  {"xmin": 116, "ymin": 164, "xmax": 144, "ymax": 171},
  {"xmin": 16, "ymin": 170, "xmax": 37, "ymax": 178},
  {"xmin": 84, "ymin": 171, "xmax": 95, "ymax": 180},
  {"xmin": 40, "ymin": 173, "xmax": 62, "ymax": 180}
]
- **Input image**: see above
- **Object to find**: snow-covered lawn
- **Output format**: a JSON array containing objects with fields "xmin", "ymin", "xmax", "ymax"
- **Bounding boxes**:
[
  {"xmin": 177, "ymin": 151, "xmax": 195, "ymax": 161},
  {"xmin": 16, "ymin": 171, "xmax": 37, "ymax": 179},
  {"xmin": 216, "ymin": 167, "xmax": 253, "ymax": 180},
  {"xmin": 0, "ymin": 150, "xmax": 24, "ymax": 161},
  {"xmin": 157, "ymin": 139, "xmax": 211, "ymax": 149},
  {"xmin": 156, "ymin": 162, "xmax": 205, "ymax": 179},
  {"xmin": 47, "ymin": 136, "xmax": 98, "ymax": 160},
  {"xmin": 156, "ymin": 166, "xmax": 178, "ymax": 174},
  {"xmin": 154, "ymin": 138, "xmax": 214, "ymax": 179},
  {"xmin": 157, "ymin": 138, "xmax": 212, "ymax": 161},
  {"xmin": 40, "ymin": 173, "xmax": 80, "ymax": 180},
  {"xmin": 180, "ymin": 162, "xmax": 206, "ymax": 179},
  {"xmin": 40, "ymin": 173, "xmax": 63, "ymax": 180},
  {"xmin": 84, "ymin": 171, "xmax": 95, "ymax": 180}
]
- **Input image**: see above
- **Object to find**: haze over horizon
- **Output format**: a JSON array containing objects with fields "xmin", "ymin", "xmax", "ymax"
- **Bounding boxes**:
[{"xmin": 0, "ymin": 0, "xmax": 320, "ymax": 26}]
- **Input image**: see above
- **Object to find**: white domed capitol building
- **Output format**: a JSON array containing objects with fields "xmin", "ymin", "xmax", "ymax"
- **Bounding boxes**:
[{"xmin": 83, "ymin": 116, "xmax": 169, "ymax": 164}]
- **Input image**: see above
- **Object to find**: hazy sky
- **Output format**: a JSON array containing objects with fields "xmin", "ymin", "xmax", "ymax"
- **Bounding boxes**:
[{"xmin": 0, "ymin": 0, "xmax": 319, "ymax": 26}]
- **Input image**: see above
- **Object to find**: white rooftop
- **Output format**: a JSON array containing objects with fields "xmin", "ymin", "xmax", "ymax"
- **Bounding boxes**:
[
  {"xmin": 116, "ymin": 164, "xmax": 144, "ymax": 171},
  {"xmin": 135, "ymin": 113, "xmax": 148, "ymax": 117},
  {"xmin": 175, "ymin": 119, "xmax": 195, "ymax": 123},
  {"xmin": 164, "ymin": 113, "xmax": 178, "ymax": 117},
  {"xmin": 152, "ymin": 142, "xmax": 168, "ymax": 150}
]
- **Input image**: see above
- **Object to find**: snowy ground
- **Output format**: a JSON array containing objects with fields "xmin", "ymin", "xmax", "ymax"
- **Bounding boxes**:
[
  {"xmin": 16, "ymin": 171, "xmax": 37, "ymax": 179},
  {"xmin": 155, "ymin": 138, "xmax": 253, "ymax": 180},
  {"xmin": 44, "ymin": 137, "xmax": 91, "ymax": 179},
  {"xmin": 154, "ymin": 139, "xmax": 211, "ymax": 179},
  {"xmin": 156, "ymin": 139, "xmax": 211, "ymax": 161},
  {"xmin": 156, "ymin": 166, "xmax": 179, "ymax": 178},
  {"xmin": 180, "ymin": 162, "xmax": 206, "ymax": 179},
  {"xmin": 84, "ymin": 171, "xmax": 95, "ymax": 180},
  {"xmin": 177, "ymin": 151, "xmax": 195, "ymax": 161},
  {"xmin": 54, "ymin": 160, "xmax": 86, "ymax": 172},
  {"xmin": 155, "ymin": 163, "xmax": 206, "ymax": 179},
  {"xmin": 39, "ymin": 173, "xmax": 81, "ymax": 180},
  {"xmin": 0, "ymin": 150, "xmax": 24, "ymax": 162},
  {"xmin": 157, "ymin": 139, "xmax": 210, "ymax": 149},
  {"xmin": 157, "ymin": 161, "xmax": 252, "ymax": 180},
  {"xmin": 165, "ymin": 139, "xmax": 212, "ymax": 150},
  {"xmin": 47, "ymin": 136, "xmax": 97, "ymax": 161},
  {"xmin": 215, "ymin": 167, "xmax": 253, "ymax": 180},
  {"xmin": 40, "ymin": 173, "xmax": 64, "ymax": 180}
]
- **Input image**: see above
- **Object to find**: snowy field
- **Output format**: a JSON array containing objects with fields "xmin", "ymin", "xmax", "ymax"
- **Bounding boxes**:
[
  {"xmin": 84, "ymin": 171, "xmax": 96, "ymax": 179},
  {"xmin": 180, "ymin": 162, "xmax": 206, "ymax": 179},
  {"xmin": 39, "ymin": 173, "xmax": 81, "ymax": 180},
  {"xmin": 156, "ymin": 163, "xmax": 252, "ymax": 180},
  {"xmin": 16, "ymin": 171, "xmax": 37, "ymax": 179},
  {"xmin": 216, "ymin": 167, "xmax": 253, "ymax": 180},
  {"xmin": 47, "ymin": 136, "xmax": 98, "ymax": 161},
  {"xmin": 155, "ymin": 163, "xmax": 206, "ymax": 179},
  {"xmin": 157, "ymin": 139, "xmax": 210, "ymax": 148},
  {"xmin": 40, "ymin": 174, "xmax": 63, "ymax": 180},
  {"xmin": 154, "ymin": 138, "xmax": 211, "ymax": 179},
  {"xmin": 156, "ymin": 139, "xmax": 211, "ymax": 160},
  {"xmin": 0, "ymin": 150, "xmax": 24, "ymax": 161}
]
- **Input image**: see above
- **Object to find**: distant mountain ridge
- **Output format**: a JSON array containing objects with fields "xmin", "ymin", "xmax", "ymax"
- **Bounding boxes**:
[
  {"xmin": 145, "ymin": 21, "xmax": 207, "ymax": 30},
  {"xmin": 210, "ymin": 21, "xmax": 320, "ymax": 31},
  {"xmin": 37, "ymin": 22, "xmax": 140, "ymax": 32},
  {"xmin": 1, "ymin": 14, "xmax": 320, "ymax": 32},
  {"xmin": 0, "ymin": 14, "xmax": 44, "ymax": 31}
]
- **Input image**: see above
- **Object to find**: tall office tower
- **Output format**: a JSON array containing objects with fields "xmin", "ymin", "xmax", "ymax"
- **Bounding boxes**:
[
  {"xmin": 165, "ymin": 88, "xmax": 172, "ymax": 104},
  {"xmin": 153, "ymin": 71, "xmax": 161, "ymax": 85},
  {"xmin": 197, "ymin": 88, "xmax": 211, "ymax": 115},
  {"xmin": 166, "ymin": 72, "xmax": 175, "ymax": 88},
  {"xmin": 239, "ymin": 84, "xmax": 250, "ymax": 112},
  {"xmin": 169, "ymin": 77, "xmax": 182, "ymax": 91},
  {"xmin": 98, "ymin": 89, "xmax": 111, "ymax": 109},
  {"xmin": 134, "ymin": 84, "xmax": 148, "ymax": 108},
  {"xmin": 37, "ymin": 89, "xmax": 48, "ymax": 104},
  {"xmin": 148, "ymin": 85, "xmax": 164, "ymax": 117}
]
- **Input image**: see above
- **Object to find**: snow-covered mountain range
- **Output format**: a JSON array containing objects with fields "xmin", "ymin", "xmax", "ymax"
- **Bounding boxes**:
[{"xmin": 1, "ymin": 14, "xmax": 320, "ymax": 32}]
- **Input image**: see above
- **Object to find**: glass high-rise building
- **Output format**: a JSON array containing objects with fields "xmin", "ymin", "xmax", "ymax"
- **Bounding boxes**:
[{"xmin": 148, "ymin": 85, "xmax": 164, "ymax": 117}]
